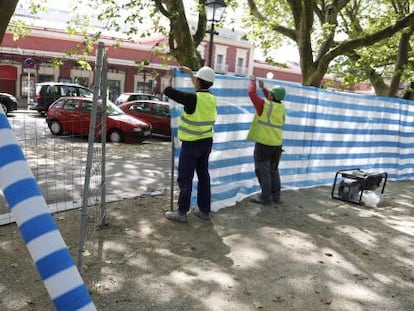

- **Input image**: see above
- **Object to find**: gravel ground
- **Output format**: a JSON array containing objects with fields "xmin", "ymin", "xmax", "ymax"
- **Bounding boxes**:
[{"xmin": 0, "ymin": 140, "xmax": 414, "ymax": 310}]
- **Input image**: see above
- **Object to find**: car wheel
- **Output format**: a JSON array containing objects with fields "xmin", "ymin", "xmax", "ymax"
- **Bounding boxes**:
[
  {"xmin": 108, "ymin": 130, "xmax": 123, "ymax": 143},
  {"xmin": 1, "ymin": 102, "xmax": 8, "ymax": 115},
  {"xmin": 49, "ymin": 120, "xmax": 63, "ymax": 135}
]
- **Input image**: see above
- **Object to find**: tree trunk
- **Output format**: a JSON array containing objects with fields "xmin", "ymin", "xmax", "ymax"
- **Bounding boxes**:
[
  {"xmin": 388, "ymin": 28, "xmax": 413, "ymax": 96},
  {"xmin": 370, "ymin": 74, "xmax": 390, "ymax": 97},
  {"xmin": 290, "ymin": 1, "xmax": 315, "ymax": 85},
  {"xmin": 285, "ymin": 0, "xmax": 414, "ymax": 88},
  {"xmin": 157, "ymin": 0, "xmax": 204, "ymax": 69},
  {"xmin": 402, "ymin": 81, "xmax": 414, "ymax": 100},
  {"xmin": 0, "ymin": 0, "xmax": 18, "ymax": 44}
]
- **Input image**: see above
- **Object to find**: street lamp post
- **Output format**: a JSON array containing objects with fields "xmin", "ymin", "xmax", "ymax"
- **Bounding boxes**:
[{"xmin": 205, "ymin": 0, "xmax": 226, "ymax": 68}]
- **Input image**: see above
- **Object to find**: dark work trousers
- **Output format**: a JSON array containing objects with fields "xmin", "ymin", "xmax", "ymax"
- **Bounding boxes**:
[
  {"xmin": 177, "ymin": 139, "xmax": 213, "ymax": 214},
  {"xmin": 254, "ymin": 143, "xmax": 283, "ymax": 202}
]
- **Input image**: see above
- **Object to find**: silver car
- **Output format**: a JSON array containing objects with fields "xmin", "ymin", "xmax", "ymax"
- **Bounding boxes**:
[{"xmin": 115, "ymin": 92, "xmax": 162, "ymax": 106}]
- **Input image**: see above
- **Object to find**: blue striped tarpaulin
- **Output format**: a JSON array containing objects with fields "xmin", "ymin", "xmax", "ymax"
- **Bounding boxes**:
[{"xmin": 169, "ymin": 69, "xmax": 414, "ymax": 211}]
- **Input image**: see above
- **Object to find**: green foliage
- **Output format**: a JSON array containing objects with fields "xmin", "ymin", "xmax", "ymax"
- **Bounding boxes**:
[
  {"xmin": 7, "ymin": 0, "xmax": 48, "ymax": 40},
  {"xmin": 66, "ymin": 0, "xmax": 205, "ymax": 68},
  {"xmin": 242, "ymin": 0, "xmax": 291, "ymax": 59},
  {"xmin": 244, "ymin": 0, "xmax": 414, "ymax": 94},
  {"xmin": 71, "ymin": 0, "xmax": 167, "ymax": 40},
  {"xmin": 7, "ymin": 20, "xmax": 31, "ymax": 40},
  {"xmin": 135, "ymin": 59, "xmax": 150, "ymax": 72},
  {"xmin": 27, "ymin": 0, "xmax": 48, "ymax": 14},
  {"xmin": 8, "ymin": 0, "xmax": 414, "ymax": 95},
  {"xmin": 51, "ymin": 58, "xmax": 64, "ymax": 68},
  {"xmin": 329, "ymin": 0, "xmax": 414, "ymax": 95}
]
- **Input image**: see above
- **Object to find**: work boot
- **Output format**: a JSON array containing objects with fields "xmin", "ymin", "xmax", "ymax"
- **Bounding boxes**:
[
  {"xmin": 165, "ymin": 210, "xmax": 187, "ymax": 223},
  {"xmin": 273, "ymin": 197, "xmax": 281, "ymax": 204},
  {"xmin": 193, "ymin": 209, "xmax": 210, "ymax": 221},
  {"xmin": 250, "ymin": 195, "xmax": 271, "ymax": 205}
]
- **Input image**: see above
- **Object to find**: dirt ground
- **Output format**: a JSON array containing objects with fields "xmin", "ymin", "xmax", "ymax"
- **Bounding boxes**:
[{"xmin": 0, "ymin": 176, "xmax": 413, "ymax": 311}]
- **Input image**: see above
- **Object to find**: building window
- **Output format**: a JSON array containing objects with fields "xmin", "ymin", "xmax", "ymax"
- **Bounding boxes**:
[
  {"xmin": 214, "ymin": 45, "xmax": 229, "ymax": 73},
  {"xmin": 74, "ymin": 77, "xmax": 89, "ymax": 87},
  {"xmin": 20, "ymin": 74, "xmax": 35, "ymax": 98},
  {"xmin": 216, "ymin": 54, "xmax": 224, "ymax": 68},
  {"xmin": 58, "ymin": 77, "xmax": 72, "ymax": 83},
  {"xmin": 108, "ymin": 80, "xmax": 121, "ymax": 102},
  {"xmin": 136, "ymin": 81, "xmax": 153, "ymax": 94},
  {"xmin": 235, "ymin": 57, "xmax": 248, "ymax": 76},
  {"xmin": 215, "ymin": 54, "xmax": 228, "ymax": 73},
  {"xmin": 38, "ymin": 74, "xmax": 55, "ymax": 83}
]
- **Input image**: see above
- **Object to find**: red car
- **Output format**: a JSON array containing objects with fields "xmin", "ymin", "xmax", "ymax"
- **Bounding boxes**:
[
  {"xmin": 46, "ymin": 97, "xmax": 151, "ymax": 143},
  {"xmin": 119, "ymin": 100, "xmax": 171, "ymax": 137}
]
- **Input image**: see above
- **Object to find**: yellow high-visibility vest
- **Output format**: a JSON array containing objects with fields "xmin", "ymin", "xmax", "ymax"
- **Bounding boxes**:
[
  {"xmin": 247, "ymin": 99, "xmax": 285, "ymax": 146},
  {"xmin": 178, "ymin": 92, "xmax": 217, "ymax": 141}
]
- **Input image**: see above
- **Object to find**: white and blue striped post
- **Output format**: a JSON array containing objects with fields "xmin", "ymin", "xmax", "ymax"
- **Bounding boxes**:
[{"xmin": 0, "ymin": 109, "xmax": 96, "ymax": 310}]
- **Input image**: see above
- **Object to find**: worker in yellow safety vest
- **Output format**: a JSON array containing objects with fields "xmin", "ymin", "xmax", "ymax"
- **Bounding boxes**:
[
  {"xmin": 163, "ymin": 66, "xmax": 217, "ymax": 222},
  {"xmin": 247, "ymin": 75, "xmax": 286, "ymax": 205}
]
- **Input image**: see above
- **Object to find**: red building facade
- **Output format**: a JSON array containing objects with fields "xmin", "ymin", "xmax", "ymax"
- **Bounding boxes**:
[
  {"xmin": 1, "ymin": 26, "xmax": 260, "ymax": 102},
  {"xmin": 0, "ymin": 25, "xmax": 372, "ymax": 103}
]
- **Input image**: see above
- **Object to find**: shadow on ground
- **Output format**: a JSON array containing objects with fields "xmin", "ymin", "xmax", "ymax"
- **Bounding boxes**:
[{"xmin": 0, "ymin": 180, "xmax": 413, "ymax": 310}]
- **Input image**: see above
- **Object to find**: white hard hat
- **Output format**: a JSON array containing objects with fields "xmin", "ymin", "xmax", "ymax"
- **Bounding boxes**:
[{"xmin": 195, "ymin": 66, "xmax": 215, "ymax": 83}]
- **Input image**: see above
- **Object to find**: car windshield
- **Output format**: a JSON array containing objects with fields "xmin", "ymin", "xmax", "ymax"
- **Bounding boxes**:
[{"xmin": 101, "ymin": 100, "xmax": 124, "ymax": 116}]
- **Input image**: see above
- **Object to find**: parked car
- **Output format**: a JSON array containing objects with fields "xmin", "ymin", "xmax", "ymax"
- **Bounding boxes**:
[
  {"xmin": 115, "ymin": 93, "xmax": 162, "ymax": 106},
  {"xmin": 32, "ymin": 82, "xmax": 93, "ymax": 115},
  {"xmin": 46, "ymin": 97, "xmax": 152, "ymax": 143},
  {"xmin": 119, "ymin": 100, "xmax": 171, "ymax": 137},
  {"xmin": 0, "ymin": 93, "xmax": 18, "ymax": 115}
]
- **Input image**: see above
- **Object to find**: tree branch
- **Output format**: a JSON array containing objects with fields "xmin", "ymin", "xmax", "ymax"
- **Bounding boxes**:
[
  {"xmin": 153, "ymin": 0, "xmax": 171, "ymax": 18},
  {"xmin": 347, "ymin": 50, "xmax": 389, "ymax": 95},
  {"xmin": 193, "ymin": 0, "xmax": 207, "ymax": 46},
  {"xmin": 389, "ymin": 27, "xmax": 413, "ymax": 96},
  {"xmin": 287, "ymin": 0, "xmax": 314, "ymax": 76},
  {"xmin": 247, "ymin": 0, "xmax": 296, "ymax": 41},
  {"xmin": 322, "ymin": 12, "xmax": 414, "ymax": 69},
  {"xmin": 0, "ymin": 0, "xmax": 18, "ymax": 44},
  {"xmin": 314, "ymin": 0, "xmax": 351, "ymax": 62}
]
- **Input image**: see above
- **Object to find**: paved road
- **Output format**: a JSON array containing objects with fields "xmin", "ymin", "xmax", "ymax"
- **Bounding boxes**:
[{"xmin": 1, "ymin": 110, "xmax": 173, "ymax": 223}]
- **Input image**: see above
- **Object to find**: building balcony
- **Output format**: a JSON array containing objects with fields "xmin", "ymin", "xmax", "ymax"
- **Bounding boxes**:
[
  {"xmin": 235, "ymin": 66, "xmax": 249, "ymax": 76},
  {"xmin": 214, "ymin": 63, "xmax": 228, "ymax": 74}
]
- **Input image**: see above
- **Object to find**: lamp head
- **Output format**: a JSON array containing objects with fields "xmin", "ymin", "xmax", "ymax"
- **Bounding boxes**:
[{"xmin": 205, "ymin": 0, "xmax": 227, "ymax": 22}]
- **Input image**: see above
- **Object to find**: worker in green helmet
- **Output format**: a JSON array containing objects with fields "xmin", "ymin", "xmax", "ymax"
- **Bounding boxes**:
[{"xmin": 247, "ymin": 76, "xmax": 286, "ymax": 205}]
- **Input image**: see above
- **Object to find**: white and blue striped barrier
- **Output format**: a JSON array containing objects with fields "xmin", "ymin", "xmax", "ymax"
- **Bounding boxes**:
[
  {"xmin": 170, "ymin": 69, "xmax": 414, "ymax": 211},
  {"xmin": 0, "ymin": 108, "xmax": 96, "ymax": 310}
]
